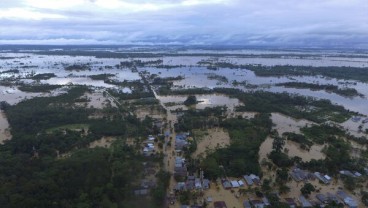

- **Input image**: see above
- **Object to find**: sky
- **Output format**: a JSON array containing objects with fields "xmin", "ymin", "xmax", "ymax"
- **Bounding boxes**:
[{"xmin": 0, "ymin": 0, "xmax": 367, "ymax": 47}]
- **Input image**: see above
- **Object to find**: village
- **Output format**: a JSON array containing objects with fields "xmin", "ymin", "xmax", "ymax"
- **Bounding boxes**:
[{"xmin": 130, "ymin": 106, "xmax": 366, "ymax": 208}]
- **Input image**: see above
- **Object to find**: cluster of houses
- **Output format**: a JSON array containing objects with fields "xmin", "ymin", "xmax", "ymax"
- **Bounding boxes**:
[
  {"xmin": 221, "ymin": 174, "xmax": 261, "ymax": 189},
  {"xmin": 142, "ymin": 135, "xmax": 156, "ymax": 156},
  {"xmin": 290, "ymin": 168, "xmax": 332, "ymax": 184},
  {"xmin": 174, "ymin": 156, "xmax": 188, "ymax": 177},
  {"xmin": 175, "ymin": 175, "xmax": 211, "ymax": 191},
  {"xmin": 241, "ymin": 190, "xmax": 358, "ymax": 208},
  {"xmin": 175, "ymin": 133, "xmax": 189, "ymax": 152},
  {"xmin": 339, "ymin": 170, "xmax": 363, "ymax": 178}
]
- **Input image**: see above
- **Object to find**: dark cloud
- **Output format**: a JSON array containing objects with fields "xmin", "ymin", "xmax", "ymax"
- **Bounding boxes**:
[{"xmin": 0, "ymin": 0, "xmax": 367, "ymax": 47}]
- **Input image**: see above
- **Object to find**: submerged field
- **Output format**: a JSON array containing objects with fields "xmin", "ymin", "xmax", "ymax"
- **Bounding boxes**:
[{"xmin": 1, "ymin": 46, "xmax": 368, "ymax": 207}]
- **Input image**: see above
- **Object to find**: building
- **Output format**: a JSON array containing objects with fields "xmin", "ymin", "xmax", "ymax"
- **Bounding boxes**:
[
  {"xmin": 290, "ymin": 168, "xmax": 313, "ymax": 182},
  {"xmin": 284, "ymin": 198, "xmax": 297, "ymax": 208},
  {"xmin": 243, "ymin": 200, "xmax": 251, "ymax": 208},
  {"xmin": 214, "ymin": 201, "xmax": 227, "ymax": 208},
  {"xmin": 231, "ymin": 180, "xmax": 240, "ymax": 188},
  {"xmin": 202, "ymin": 179, "xmax": 210, "ymax": 189},
  {"xmin": 195, "ymin": 178, "xmax": 202, "ymax": 189},
  {"xmin": 316, "ymin": 193, "xmax": 329, "ymax": 204},
  {"xmin": 336, "ymin": 191, "xmax": 358, "ymax": 208},
  {"xmin": 243, "ymin": 175, "xmax": 253, "ymax": 186},
  {"xmin": 262, "ymin": 197, "xmax": 270, "ymax": 206},
  {"xmin": 299, "ymin": 196, "xmax": 313, "ymax": 208},
  {"xmin": 238, "ymin": 180, "xmax": 244, "ymax": 187},
  {"xmin": 250, "ymin": 199, "xmax": 265, "ymax": 208},
  {"xmin": 222, "ymin": 180, "xmax": 232, "ymax": 189},
  {"xmin": 314, "ymin": 172, "xmax": 330, "ymax": 184}
]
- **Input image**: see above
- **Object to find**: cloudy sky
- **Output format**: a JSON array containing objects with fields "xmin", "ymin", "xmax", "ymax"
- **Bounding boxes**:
[{"xmin": 0, "ymin": 0, "xmax": 367, "ymax": 46}]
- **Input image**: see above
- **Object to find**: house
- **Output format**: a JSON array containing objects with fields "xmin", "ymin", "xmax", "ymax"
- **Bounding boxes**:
[
  {"xmin": 284, "ymin": 198, "xmax": 297, "ymax": 208},
  {"xmin": 326, "ymin": 192, "xmax": 340, "ymax": 204},
  {"xmin": 238, "ymin": 180, "xmax": 245, "ymax": 187},
  {"xmin": 195, "ymin": 178, "xmax": 202, "ymax": 189},
  {"xmin": 262, "ymin": 197, "xmax": 270, "ymax": 206},
  {"xmin": 250, "ymin": 174, "xmax": 261, "ymax": 185},
  {"xmin": 336, "ymin": 191, "xmax": 358, "ymax": 208},
  {"xmin": 203, "ymin": 179, "xmax": 210, "ymax": 189},
  {"xmin": 314, "ymin": 172, "xmax": 330, "ymax": 184},
  {"xmin": 175, "ymin": 182, "xmax": 186, "ymax": 191},
  {"xmin": 174, "ymin": 166, "xmax": 187, "ymax": 177},
  {"xmin": 316, "ymin": 193, "xmax": 329, "ymax": 204},
  {"xmin": 231, "ymin": 180, "xmax": 239, "ymax": 188},
  {"xmin": 140, "ymin": 179, "xmax": 156, "ymax": 189},
  {"xmin": 186, "ymin": 180, "xmax": 195, "ymax": 190},
  {"xmin": 222, "ymin": 180, "xmax": 232, "ymax": 189},
  {"xmin": 290, "ymin": 168, "xmax": 312, "ymax": 182},
  {"xmin": 214, "ymin": 201, "xmax": 227, "ymax": 208},
  {"xmin": 324, "ymin": 174, "xmax": 332, "ymax": 182},
  {"xmin": 340, "ymin": 170, "xmax": 355, "ymax": 177},
  {"xmin": 250, "ymin": 199, "xmax": 265, "ymax": 208},
  {"xmin": 299, "ymin": 196, "xmax": 313, "ymax": 208},
  {"xmin": 148, "ymin": 135, "xmax": 155, "ymax": 141},
  {"xmin": 243, "ymin": 200, "xmax": 251, "ymax": 208},
  {"xmin": 353, "ymin": 171, "xmax": 362, "ymax": 177},
  {"xmin": 243, "ymin": 175, "xmax": 253, "ymax": 186}
]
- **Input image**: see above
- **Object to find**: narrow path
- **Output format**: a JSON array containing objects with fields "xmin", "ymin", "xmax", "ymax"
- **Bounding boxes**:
[{"xmin": 152, "ymin": 89, "xmax": 178, "ymax": 207}]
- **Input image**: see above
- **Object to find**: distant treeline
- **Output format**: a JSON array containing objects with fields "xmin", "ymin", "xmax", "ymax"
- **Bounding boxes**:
[{"xmin": 276, "ymin": 82, "xmax": 363, "ymax": 97}]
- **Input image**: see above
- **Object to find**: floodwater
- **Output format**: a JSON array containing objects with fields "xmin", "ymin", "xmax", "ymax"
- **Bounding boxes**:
[
  {"xmin": 1, "ymin": 49, "xmax": 368, "ymax": 144},
  {"xmin": 259, "ymin": 137, "xmax": 325, "ymax": 162},
  {"xmin": 156, "ymin": 94, "xmax": 241, "ymax": 111},
  {"xmin": 271, "ymin": 113, "xmax": 314, "ymax": 135},
  {"xmin": 192, "ymin": 128, "xmax": 230, "ymax": 158},
  {"xmin": 0, "ymin": 111, "xmax": 10, "ymax": 143}
]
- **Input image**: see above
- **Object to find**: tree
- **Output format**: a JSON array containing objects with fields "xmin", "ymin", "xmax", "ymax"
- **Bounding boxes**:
[
  {"xmin": 184, "ymin": 95, "xmax": 197, "ymax": 106},
  {"xmin": 272, "ymin": 136, "xmax": 285, "ymax": 153},
  {"xmin": 300, "ymin": 183, "xmax": 315, "ymax": 196},
  {"xmin": 276, "ymin": 168, "xmax": 289, "ymax": 183}
]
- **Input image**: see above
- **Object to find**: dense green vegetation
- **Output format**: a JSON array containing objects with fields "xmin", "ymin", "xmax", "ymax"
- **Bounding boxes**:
[
  {"xmin": 30, "ymin": 73, "xmax": 56, "ymax": 80},
  {"xmin": 276, "ymin": 82, "xmax": 363, "ymax": 97},
  {"xmin": 201, "ymin": 113, "xmax": 272, "ymax": 178},
  {"xmin": 183, "ymin": 95, "xmax": 198, "ymax": 106},
  {"xmin": 65, "ymin": 64, "xmax": 91, "ymax": 71},
  {"xmin": 0, "ymin": 86, "xmax": 164, "ymax": 207},
  {"xmin": 18, "ymin": 84, "xmax": 62, "ymax": 92},
  {"xmin": 282, "ymin": 132, "xmax": 313, "ymax": 150},
  {"xmin": 0, "ymin": 69, "xmax": 20, "ymax": 74},
  {"xmin": 89, "ymin": 73, "xmax": 115, "ymax": 80},
  {"xmin": 174, "ymin": 106, "xmax": 226, "ymax": 132},
  {"xmin": 245, "ymin": 64, "xmax": 368, "ymax": 83},
  {"xmin": 301, "ymin": 124, "xmax": 346, "ymax": 144},
  {"xmin": 214, "ymin": 88, "xmax": 354, "ymax": 123},
  {"xmin": 206, "ymin": 74, "xmax": 228, "ymax": 83}
]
